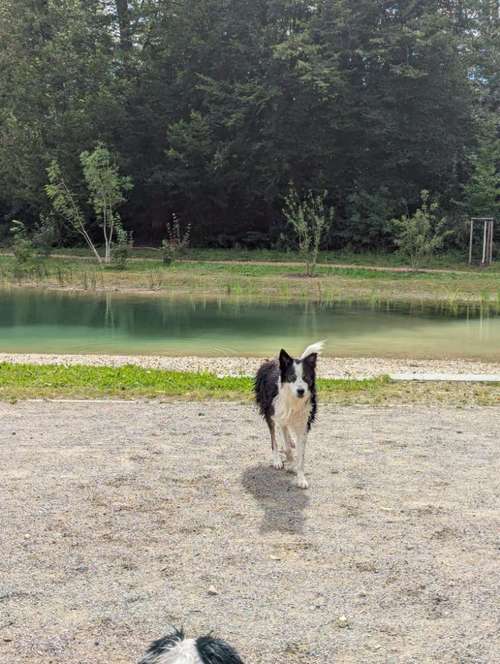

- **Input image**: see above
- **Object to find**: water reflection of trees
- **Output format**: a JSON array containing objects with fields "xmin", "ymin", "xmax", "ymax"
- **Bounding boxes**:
[{"xmin": 0, "ymin": 291, "xmax": 497, "ymax": 352}]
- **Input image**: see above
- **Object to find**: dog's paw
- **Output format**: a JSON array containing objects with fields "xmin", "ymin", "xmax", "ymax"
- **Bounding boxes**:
[
  {"xmin": 295, "ymin": 474, "xmax": 309, "ymax": 489},
  {"xmin": 272, "ymin": 458, "xmax": 284, "ymax": 470},
  {"xmin": 285, "ymin": 462, "xmax": 296, "ymax": 474}
]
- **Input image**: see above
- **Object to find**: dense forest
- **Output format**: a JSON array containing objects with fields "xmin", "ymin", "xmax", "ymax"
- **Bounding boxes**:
[{"xmin": 0, "ymin": 1, "xmax": 498, "ymax": 250}]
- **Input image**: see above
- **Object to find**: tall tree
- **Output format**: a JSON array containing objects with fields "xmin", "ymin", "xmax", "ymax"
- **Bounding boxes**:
[
  {"xmin": 115, "ymin": 0, "xmax": 132, "ymax": 52},
  {"xmin": 0, "ymin": 0, "xmax": 495, "ymax": 250}
]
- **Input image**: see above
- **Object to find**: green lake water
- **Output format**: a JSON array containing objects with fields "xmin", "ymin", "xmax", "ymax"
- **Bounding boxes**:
[{"xmin": 0, "ymin": 289, "xmax": 499, "ymax": 360}]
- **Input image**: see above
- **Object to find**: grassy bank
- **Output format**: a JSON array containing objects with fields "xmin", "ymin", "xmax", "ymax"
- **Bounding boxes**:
[
  {"xmin": 9, "ymin": 246, "xmax": 498, "ymax": 270},
  {"xmin": 0, "ymin": 362, "xmax": 386, "ymax": 400},
  {"xmin": 1, "ymin": 363, "xmax": 498, "ymax": 405},
  {"xmin": 1, "ymin": 252, "xmax": 499, "ymax": 306}
]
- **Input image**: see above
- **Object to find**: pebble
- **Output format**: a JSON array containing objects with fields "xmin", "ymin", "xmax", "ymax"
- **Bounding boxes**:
[
  {"xmin": 1, "ymin": 352, "xmax": 498, "ymax": 380},
  {"xmin": 337, "ymin": 615, "xmax": 350, "ymax": 628}
]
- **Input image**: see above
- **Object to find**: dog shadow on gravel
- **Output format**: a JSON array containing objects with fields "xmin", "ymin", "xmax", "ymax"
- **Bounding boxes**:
[{"xmin": 241, "ymin": 464, "xmax": 310, "ymax": 534}]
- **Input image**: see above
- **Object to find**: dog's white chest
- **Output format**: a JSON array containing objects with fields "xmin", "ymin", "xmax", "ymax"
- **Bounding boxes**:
[{"xmin": 272, "ymin": 386, "xmax": 310, "ymax": 427}]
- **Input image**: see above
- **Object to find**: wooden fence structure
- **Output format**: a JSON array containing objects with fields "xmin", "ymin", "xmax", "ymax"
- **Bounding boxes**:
[{"xmin": 469, "ymin": 218, "xmax": 495, "ymax": 266}]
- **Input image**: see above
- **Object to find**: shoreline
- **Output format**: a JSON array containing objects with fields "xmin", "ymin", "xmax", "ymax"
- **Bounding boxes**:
[
  {"xmin": 2, "ymin": 352, "xmax": 500, "ymax": 380},
  {"xmin": 2, "ymin": 281, "xmax": 495, "ymax": 305}
]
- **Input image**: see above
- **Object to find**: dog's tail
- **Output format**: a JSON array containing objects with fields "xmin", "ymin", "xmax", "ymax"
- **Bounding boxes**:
[{"xmin": 300, "ymin": 340, "xmax": 326, "ymax": 359}]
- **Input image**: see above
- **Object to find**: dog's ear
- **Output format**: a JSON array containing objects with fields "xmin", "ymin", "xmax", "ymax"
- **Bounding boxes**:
[
  {"xmin": 302, "ymin": 352, "xmax": 318, "ymax": 370},
  {"xmin": 279, "ymin": 349, "xmax": 293, "ymax": 369}
]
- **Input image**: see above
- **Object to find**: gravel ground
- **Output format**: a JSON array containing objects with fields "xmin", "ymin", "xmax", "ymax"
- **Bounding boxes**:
[
  {"xmin": 2, "ymin": 352, "xmax": 500, "ymax": 380},
  {"xmin": 1, "ymin": 401, "xmax": 499, "ymax": 663}
]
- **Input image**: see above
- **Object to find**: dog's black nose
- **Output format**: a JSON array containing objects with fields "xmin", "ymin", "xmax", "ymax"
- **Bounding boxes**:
[{"xmin": 297, "ymin": 388, "xmax": 305, "ymax": 398}]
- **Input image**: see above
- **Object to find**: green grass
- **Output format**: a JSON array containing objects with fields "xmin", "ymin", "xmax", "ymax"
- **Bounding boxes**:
[
  {"xmin": 1, "ymin": 363, "xmax": 498, "ymax": 405},
  {"xmin": 9, "ymin": 245, "xmax": 496, "ymax": 272},
  {"xmin": 183, "ymin": 247, "xmax": 500, "ymax": 271},
  {"xmin": 0, "ymin": 362, "xmax": 388, "ymax": 401},
  {"xmin": 1, "ymin": 255, "xmax": 450, "ymax": 279}
]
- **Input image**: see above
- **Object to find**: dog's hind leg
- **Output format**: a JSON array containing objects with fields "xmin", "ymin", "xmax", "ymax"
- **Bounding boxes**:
[{"xmin": 268, "ymin": 418, "xmax": 283, "ymax": 469}]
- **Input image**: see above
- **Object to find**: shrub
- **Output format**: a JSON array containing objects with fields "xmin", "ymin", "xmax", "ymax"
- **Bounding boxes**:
[
  {"xmin": 10, "ymin": 220, "xmax": 35, "ymax": 265},
  {"xmin": 282, "ymin": 184, "xmax": 334, "ymax": 276},
  {"xmin": 111, "ymin": 226, "xmax": 132, "ymax": 270},
  {"xmin": 391, "ymin": 190, "xmax": 451, "ymax": 269},
  {"xmin": 80, "ymin": 144, "xmax": 133, "ymax": 264},
  {"xmin": 161, "ymin": 239, "xmax": 175, "ymax": 265},
  {"xmin": 162, "ymin": 213, "xmax": 190, "ymax": 265},
  {"xmin": 32, "ymin": 214, "xmax": 58, "ymax": 258}
]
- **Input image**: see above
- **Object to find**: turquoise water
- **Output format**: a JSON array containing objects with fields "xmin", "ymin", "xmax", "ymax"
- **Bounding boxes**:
[{"xmin": 0, "ymin": 289, "xmax": 499, "ymax": 360}]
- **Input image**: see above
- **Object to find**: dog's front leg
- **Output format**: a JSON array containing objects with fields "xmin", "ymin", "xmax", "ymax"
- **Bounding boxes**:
[{"xmin": 291, "ymin": 421, "xmax": 309, "ymax": 489}]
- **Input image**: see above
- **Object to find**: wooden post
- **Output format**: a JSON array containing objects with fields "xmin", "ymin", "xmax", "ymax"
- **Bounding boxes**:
[
  {"xmin": 490, "ymin": 219, "xmax": 494, "ymax": 264},
  {"xmin": 469, "ymin": 218, "xmax": 494, "ymax": 265},
  {"xmin": 487, "ymin": 220, "xmax": 492, "ymax": 264},
  {"xmin": 482, "ymin": 220, "xmax": 487, "ymax": 265},
  {"xmin": 469, "ymin": 218, "xmax": 474, "ymax": 264}
]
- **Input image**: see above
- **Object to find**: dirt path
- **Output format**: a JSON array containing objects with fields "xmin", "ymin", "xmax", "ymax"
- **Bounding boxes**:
[
  {"xmin": 1, "ymin": 401, "xmax": 499, "ymax": 663},
  {"xmin": 181, "ymin": 258, "xmax": 473, "ymax": 275}
]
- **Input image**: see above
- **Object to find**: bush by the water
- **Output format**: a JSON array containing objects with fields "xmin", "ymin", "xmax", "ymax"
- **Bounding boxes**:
[
  {"xmin": 392, "ymin": 192, "xmax": 451, "ymax": 269},
  {"xmin": 162, "ymin": 214, "xmax": 190, "ymax": 265},
  {"xmin": 283, "ymin": 186, "xmax": 334, "ymax": 277}
]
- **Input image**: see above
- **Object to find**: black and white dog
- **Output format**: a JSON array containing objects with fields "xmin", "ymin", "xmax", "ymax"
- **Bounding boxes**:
[
  {"xmin": 254, "ymin": 341, "xmax": 324, "ymax": 489},
  {"xmin": 139, "ymin": 628, "xmax": 244, "ymax": 663}
]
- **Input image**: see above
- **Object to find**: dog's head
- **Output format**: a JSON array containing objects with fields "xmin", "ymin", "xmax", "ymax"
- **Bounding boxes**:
[
  {"xmin": 139, "ymin": 628, "xmax": 244, "ymax": 663},
  {"xmin": 279, "ymin": 349, "xmax": 317, "ymax": 399}
]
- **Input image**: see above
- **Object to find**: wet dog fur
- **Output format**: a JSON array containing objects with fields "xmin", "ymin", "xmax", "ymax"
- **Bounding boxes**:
[{"xmin": 254, "ymin": 341, "xmax": 324, "ymax": 489}]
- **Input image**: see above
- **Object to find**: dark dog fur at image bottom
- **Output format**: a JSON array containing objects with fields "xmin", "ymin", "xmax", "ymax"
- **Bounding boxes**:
[
  {"xmin": 139, "ymin": 628, "xmax": 244, "ymax": 664},
  {"xmin": 255, "ymin": 341, "xmax": 324, "ymax": 489}
]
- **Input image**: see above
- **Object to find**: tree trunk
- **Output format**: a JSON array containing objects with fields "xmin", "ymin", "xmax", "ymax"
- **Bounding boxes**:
[
  {"xmin": 105, "ymin": 240, "xmax": 111, "ymax": 264},
  {"xmin": 79, "ymin": 228, "xmax": 102, "ymax": 266},
  {"xmin": 115, "ymin": 0, "xmax": 132, "ymax": 52}
]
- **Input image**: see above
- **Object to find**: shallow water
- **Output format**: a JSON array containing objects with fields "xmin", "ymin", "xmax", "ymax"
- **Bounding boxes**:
[{"xmin": 0, "ymin": 289, "xmax": 499, "ymax": 360}]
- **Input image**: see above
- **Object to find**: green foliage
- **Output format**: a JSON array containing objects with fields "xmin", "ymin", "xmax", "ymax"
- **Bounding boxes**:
[
  {"xmin": 80, "ymin": 144, "xmax": 133, "ymax": 263},
  {"xmin": 0, "ymin": 0, "xmax": 122, "ymax": 211},
  {"xmin": 161, "ymin": 241, "xmax": 175, "ymax": 266},
  {"xmin": 10, "ymin": 220, "xmax": 34, "ymax": 266},
  {"xmin": 46, "ymin": 146, "xmax": 133, "ymax": 265},
  {"xmin": 32, "ymin": 214, "xmax": 58, "ymax": 258},
  {"xmin": 45, "ymin": 159, "xmax": 102, "ymax": 262},
  {"xmin": 111, "ymin": 226, "xmax": 132, "ymax": 270},
  {"xmin": 283, "ymin": 185, "xmax": 334, "ymax": 276},
  {"xmin": 344, "ymin": 190, "xmax": 395, "ymax": 250},
  {"xmin": 8, "ymin": 219, "xmax": 52, "ymax": 280},
  {"xmin": 0, "ymin": 1, "xmax": 497, "ymax": 255},
  {"xmin": 392, "ymin": 191, "xmax": 451, "ymax": 269},
  {"xmin": 464, "ymin": 131, "xmax": 500, "ymax": 219},
  {"xmin": 162, "ymin": 214, "xmax": 191, "ymax": 265}
]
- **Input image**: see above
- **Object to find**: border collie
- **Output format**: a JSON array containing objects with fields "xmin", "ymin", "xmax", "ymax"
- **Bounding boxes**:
[
  {"xmin": 254, "ymin": 341, "xmax": 324, "ymax": 489},
  {"xmin": 139, "ymin": 628, "xmax": 244, "ymax": 664}
]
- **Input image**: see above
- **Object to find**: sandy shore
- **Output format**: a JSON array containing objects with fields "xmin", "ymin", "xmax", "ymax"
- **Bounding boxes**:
[{"xmin": 1, "ymin": 352, "xmax": 500, "ymax": 380}]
